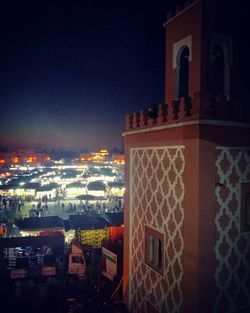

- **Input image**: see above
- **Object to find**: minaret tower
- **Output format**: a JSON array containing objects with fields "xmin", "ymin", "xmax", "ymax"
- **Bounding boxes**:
[{"xmin": 123, "ymin": 1, "xmax": 250, "ymax": 313}]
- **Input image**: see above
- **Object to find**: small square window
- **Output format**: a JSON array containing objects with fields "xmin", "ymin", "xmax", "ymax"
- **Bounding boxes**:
[
  {"xmin": 240, "ymin": 182, "xmax": 250, "ymax": 233},
  {"xmin": 145, "ymin": 226, "xmax": 164, "ymax": 275}
]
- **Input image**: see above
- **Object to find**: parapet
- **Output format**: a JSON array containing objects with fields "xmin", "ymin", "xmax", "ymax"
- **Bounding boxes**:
[
  {"xmin": 125, "ymin": 93, "xmax": 250, "ymax": 132},
  {"xmin": 164, "ymin": 0, "xmax": 198, "ymax": 25},
  {"xmin": 164, "ymin": 0, "xmax": 229, "ymax": 26}
]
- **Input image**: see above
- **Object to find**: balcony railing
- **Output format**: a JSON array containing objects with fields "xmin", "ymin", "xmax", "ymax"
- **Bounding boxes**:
[{"xmin": 125, "ymin": 93, "xmax": 250, "ymax": 131}]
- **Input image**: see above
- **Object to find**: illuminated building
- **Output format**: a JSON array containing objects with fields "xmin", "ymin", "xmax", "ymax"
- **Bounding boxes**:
[
  {"xmin": 112, "ymin": 154, "xmax": 125, "ymax": 165},
  {"xmin": 80, "ymin": 154, "xmax": 92, "ymax": 162},
  {"xmin": 12, "ymin": 155, "xmax": 20, "ymax": 164},
  {"xmin": 123, "ymin": 2, "xmax": 250, "ymax": 313},
  {"xmin": 80, "ymin": 149, "xmax": 110, "ymax": 163},
  {"xmin": 0, "ymin": 151, "xmax": 52, "ymax": 165},
  {"xmin": 26, "ymin": 155, "xmax": 37, "ymax": 163}
]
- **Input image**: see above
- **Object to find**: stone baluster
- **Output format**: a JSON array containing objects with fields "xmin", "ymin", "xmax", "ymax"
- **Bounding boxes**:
[
  {"xmin": 161, "ymin": 103, "xmax": 168, "ymax": 123},
  {"xmin": 135, "ymin": 111, "xmax": 141, "ymax": 128},
  {"xmin": 167, "ymin": 101, "xmax": 174, "ymax": 123},
  {"xmin": 179, "ymin": 97, "xmax": 185, "ymax": 120},
  {"xmin": 143, "ymin": 109, "xmax": 149, "ymax": 126},
  {"xmin": 128, "ymin": 113, "xmax": 134, "ymax": 129},
  {"xmin": 192, "ymin": 93, "xmax": 201, "ymax": 118},
  {"xmin": 172, "ymin": 99, "xmax": 180, "ymax": 120},
  {"xmin": 185, "ymin": 96, "xmax": 192, "ymax": 117}
]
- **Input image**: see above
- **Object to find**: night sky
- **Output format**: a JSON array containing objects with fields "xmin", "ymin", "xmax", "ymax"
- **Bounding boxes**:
[{"xmin": 0, "ymin": 0, "xmax": 178, "ymax": 152}]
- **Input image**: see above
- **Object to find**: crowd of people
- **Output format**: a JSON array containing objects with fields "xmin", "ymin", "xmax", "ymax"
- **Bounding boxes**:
[
  {"xmin": 57, "ymin": 196, "xmax": 124, "ymax": 216},
  {"xmin": 0, "ymin": 195, "xmax": 26, "ymax": 222},
  {"xmin": 0, "ymin": 191, "xmax": 124, "ymax": 222}
]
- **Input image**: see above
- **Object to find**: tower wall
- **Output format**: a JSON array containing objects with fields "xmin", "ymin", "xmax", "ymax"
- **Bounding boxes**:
[
  {"xmin": 123, "ymin": 1, "xmax": 250, "ymax": 312},
  {"xmin": 165, "ymin": 1, "xmax": 202, "ymax": 103},
  {"xmin": 123, "ymin": 124, "xmax": 201, "ymax": 313}
]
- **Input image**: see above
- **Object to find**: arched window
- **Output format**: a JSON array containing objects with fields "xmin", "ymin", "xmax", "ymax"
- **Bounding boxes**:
[
  {"xmin": 212, "ymin": 44, "xmax": 225, "ymax": 97},
  {"xmin": 178, "ymin": 46, "xmax": 190, "ymax": 98},
  {"xmin": 173, "ymin": 36, "xmax": 192, "ymax": 100}
]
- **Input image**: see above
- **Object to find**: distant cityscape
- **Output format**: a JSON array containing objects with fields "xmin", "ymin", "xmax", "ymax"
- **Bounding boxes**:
[
  {"xmin": 0, "ymin": 148, "xmax": 125, "ymax": 166},
  {"xmin": 0, "ymin": 148, "xmax": 126, "ymax": 312}
]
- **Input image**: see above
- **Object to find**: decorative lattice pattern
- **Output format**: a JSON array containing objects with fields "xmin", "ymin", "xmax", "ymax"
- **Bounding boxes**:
[
  {"xmin": 129, "ymin": 146, "xmax": 185, "ymax": 313},
  {"xmin": 215, "ymin": 147, "xmax": 250, "ymax": 313}
]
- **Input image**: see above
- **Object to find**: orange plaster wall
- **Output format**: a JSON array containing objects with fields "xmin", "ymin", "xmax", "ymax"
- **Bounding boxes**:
[
  {"xmin": 197, "ymin": 124, "xmax": 250, "ymax": 312},
  {"xmin": 182, "ymin": 137, "xmax": 200, "ymax": 313},
  {"xmin": 124, "ymin": 123, "xmax": 200, "ymax": 149},
  {"xmin": 200, "ymin": 125, "xmax": 250, "ymax": 147},
  {"xmin": 165, "ymin": 1, "xmax": 202, "ymax": 103},
  {"xmin": 198, "ymin": 139, "xmax": 217, "ymax": 312},
  {"xmin": 124, "ymin": 123, "xmax": 250, "ymax": 312},
  {"xmin": 123, "ymin": 123, "xmax": 201, "ymax": 312},
  {"xmin": 200, "ymin": 1, "xmax": 234, "ymax": 95},
  {"xmin": 123, "ymin": 144, "xmax": 131, "ymax": 306}
]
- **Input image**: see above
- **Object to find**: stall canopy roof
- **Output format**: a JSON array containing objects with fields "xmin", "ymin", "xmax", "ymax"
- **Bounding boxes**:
[
  {"xmin": 15, "ymin": 212, "xmax": 123, "ymax": 232},
  {"xmin": 104, "ymin": 212, "xmax": 124, "ymax": 226},
  {"xmin": 0, "ymin": 235, "xmax": 64, "ymax": 249},
  {"xmin": 69, "ymin": 213, "xmax": 111, "ymax": 230},
  {"xmin": 17, "ymin": 216, "xmax": 65, "ymax": 230}
]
